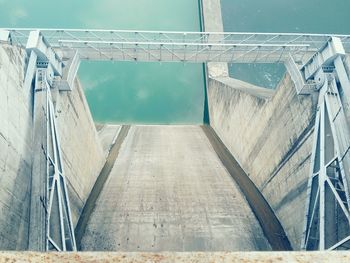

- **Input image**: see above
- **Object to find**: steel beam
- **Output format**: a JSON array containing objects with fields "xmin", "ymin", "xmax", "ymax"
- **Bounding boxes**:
[{"xmin": 26, "ymin": 31, "xmax": 63, "ymax": 76}]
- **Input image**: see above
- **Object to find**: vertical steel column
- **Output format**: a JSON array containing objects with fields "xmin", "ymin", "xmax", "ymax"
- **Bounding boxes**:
[{"xmin": 319, "ymin": 85, "xmax": 327, "ymax": 250}]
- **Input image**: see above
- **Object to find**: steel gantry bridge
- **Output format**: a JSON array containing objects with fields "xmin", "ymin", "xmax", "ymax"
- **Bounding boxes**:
[
  {"xmin": 1, "ymin": 29, "xmax": 350, "ymax": 64},
  {"xmin": 1, "ymin": 28, "xmax": 350, "ymax": 252}
]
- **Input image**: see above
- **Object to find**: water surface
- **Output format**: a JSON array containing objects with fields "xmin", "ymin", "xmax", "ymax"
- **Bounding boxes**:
[
  {"xmin": 0, "ymin": 0, "xmax": 204, "ymax": 124},
  {"xmin": 221, "ymin": 0, "xmax": 350, "ymax": 89}
]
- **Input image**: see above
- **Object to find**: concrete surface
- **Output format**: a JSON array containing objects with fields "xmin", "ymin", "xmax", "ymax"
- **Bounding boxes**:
[
  {"xmin": 53, "ymin": 79, "xmax": 106, "ymax": 226},
  {"xmin": 203, "ymin": 126, "xmax": 291, "ymax": 250},
  {"xmin": 207, "ymin": 74, "xmax": 317, "ymax": 249},
  {"xmin": 1, "ymin": 252, "xmax": 350, "ymax": 263},
  {"xmin": 0, "ymin": 43, "xmax": 106, "ymax": 249},
  {"xmin": 201, "ymin": 0, "xmax": 318, "ymax": 250},
  {"xmin": 80, "ymin": 125, "xmax": 270, "ymax": 251},
  {"xmin": 0, "ymin": 44, "xmax": 32, "ymax": 249},
  {"xmin": 75, "ymin": 126, "xmax": 130, "ymax": 248},
  {"xmin": 97, "ymin": 125, "xmax": 121, "ymax": 157},
  {"xmin": 214, "ymin": 77, "xmax": 274, "ymax": 99},
  {"xmin": 201, "ymin": 0, "xmax": 228, "ymax": 78}
]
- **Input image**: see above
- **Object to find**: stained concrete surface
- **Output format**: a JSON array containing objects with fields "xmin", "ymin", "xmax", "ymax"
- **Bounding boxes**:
[
  {"xmin": 214, "ymin": 77, "xmax": 274, "ymax": 99},
  {"xmin": 0, "ymin": 43, "xmax": 106, "ymax": 249},
  {"xmin": 80, "ymin": 125, "xmax": 270, "ymax": 251},
  {"xmin": 75, "ymin": 126, "xmax": 130, "ymax": 248},
  {"xmin": 97, "ymin": 125, "xmax": 121, "ymax": 157},
  {"xmin": 207, "ymin": 74, "xmax": 316, "ymax": 249},
  {"xmin": 202, "ymin": 126, "xmax": 291, "ymax": 250},
  {"xmin": 54, "ymin": 79, "xmax": 106, "ymax": 227},
  {"xmin": 201, "ymin": 0, "xmax": 316, "ymax": 250},
  {"xmin": 0, "ymin": 44, "xmax": 32, "ymax": 249}
]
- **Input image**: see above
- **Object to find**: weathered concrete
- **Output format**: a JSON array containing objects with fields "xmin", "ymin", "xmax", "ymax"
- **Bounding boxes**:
[
  {"xmin": 75, "ymin": 125, "xmax": 130, "ymax": 248},
  {"xmin": 214, "ymin": 77, "xmax": 274, "ymax": 99},
  {"xmin": 1, "ymin": 251, "xmax": 350, "ymax": 263},
  {"xmin": 203, "ymin": 125, "xmax": 291, "ymax": 250},
  {"xmin": 0, "ymin": 44, "xmax": 32, "ymax": 249},
  {"xmin": 81, "ymin": 125, "xmax": 270, "ymax": 251},
  {"xmin": 0, "ymin": 44, "xmax": 106, "ymax": 249},
  {"xmin": 97, "ymin": 125, "xmax": 121, "ymax": 157},
  {"xmin": 201, "ymin": 0, "xmax": 318, "ymax": 250},
  {"xmin": 207, "ymin": 74, "xmax": 317, "ymax": 249},
  {"xmin": 52, "ymin": 79, "xmax": 106, "ymax": 227},
  {"xmin": 201, "ymin": 0, "xmax": 228, "ymax": 78}
]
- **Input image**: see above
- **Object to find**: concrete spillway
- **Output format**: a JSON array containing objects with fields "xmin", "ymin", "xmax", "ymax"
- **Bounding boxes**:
[
  {"xmin": 1, "ymin": 0, "xmax": 350, "ymax": 257},
  {"xmin": 78, "ymin": 125, "xmax": 271, "ymax": 251}
]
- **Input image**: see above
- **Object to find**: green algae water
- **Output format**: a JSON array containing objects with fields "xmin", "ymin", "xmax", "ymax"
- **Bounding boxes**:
[
  {"xmin": 220, "ymin": 0, "xmax": 350, "ymax": 89},
  {"xmin": 0, "ymin": 0, "xmax": 204, "ymax": 124}
]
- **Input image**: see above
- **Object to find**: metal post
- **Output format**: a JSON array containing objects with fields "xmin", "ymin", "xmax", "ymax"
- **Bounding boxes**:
[{"xmin": 319, "ymin": 85, "xmax": 326, "ymax": 250}]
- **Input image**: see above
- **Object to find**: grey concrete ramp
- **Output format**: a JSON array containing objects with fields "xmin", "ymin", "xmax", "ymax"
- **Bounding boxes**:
[{"xmin": 80, "ymin": 125, "xmax": 270, "ymax": 251}]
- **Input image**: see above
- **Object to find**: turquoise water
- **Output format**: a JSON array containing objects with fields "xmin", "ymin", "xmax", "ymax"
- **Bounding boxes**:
[
  {"xmin": 2, "ymin": 1, "xmax": 348, "ymax": 120},
  {"xmin": 0, "ymin": 0, "xmax": 204, "ymax": 124},
  {"xmin": 221, "ymin": 0, "xmax": 350, "ymax": 89}
]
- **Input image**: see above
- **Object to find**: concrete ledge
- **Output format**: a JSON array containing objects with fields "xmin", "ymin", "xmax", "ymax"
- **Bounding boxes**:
[
  {"xmin": 213, "ymin": 77, "xmax": 274, "ymax": 99},
  {"xmin": 0, "ymin": 252, "xmax": 349, "ymax": 262}
]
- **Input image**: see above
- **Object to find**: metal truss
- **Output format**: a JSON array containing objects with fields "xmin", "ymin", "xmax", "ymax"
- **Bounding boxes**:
[
  {"xmin": 302, "ymin": 39, "xmax": 350, "ymax": 251},
  {"xmin": 302, "ymin": 75, "xmax": 350, "ymax": 250},
  {"xmin": 34, "ymin": 67, "xmax": 77, "ymax": 251},
  {"xmin": 1, "ymin": 28, "xmax": 350, "ymax": 64},
  {"xmin": 16, "ymin": 28, "xmax": 77, "ymax": 251}
]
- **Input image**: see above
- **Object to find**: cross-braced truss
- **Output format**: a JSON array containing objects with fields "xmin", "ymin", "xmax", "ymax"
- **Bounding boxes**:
[
  {"xmin": 302, "ymin": 76, "xmax": 350, "ymax": 250},
  {"xmin": 2, "ymin": 29, "xmax": 350, "ymax": 64},
  {"xmin": 35, "ymin": 68, "xmax": 77, "ymax": 251},
  {"xmin": 301, "ymin": 37, "xmax": 350, "ymax": 251}
]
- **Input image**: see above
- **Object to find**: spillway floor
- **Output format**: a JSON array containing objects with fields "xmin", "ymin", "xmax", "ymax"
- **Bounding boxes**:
[{"xmin": 80, "ymin": 125, "xmax": 270, "ymax": 251}]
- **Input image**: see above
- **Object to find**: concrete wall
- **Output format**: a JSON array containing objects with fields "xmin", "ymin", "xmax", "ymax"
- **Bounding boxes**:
[
  {"xmin": 0, "ymin": 43, "xmax": 105, "ymax": 249},
  {"xmin": 53, "ymin": 79, "xmax": 105, "ymax": 226},
  {"xmin": 0, "ymin": 44, "xmax": 32, "ymax": 249},
  {"xmin": 207, "ymin": 74, "xmax": 317, "ymax": 249},
  {"xmin": 201, "ymin": 0, "xmax": 319, "ymax": 249}
]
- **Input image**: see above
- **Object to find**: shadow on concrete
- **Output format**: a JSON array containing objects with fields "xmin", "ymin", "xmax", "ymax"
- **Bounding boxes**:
[
  {"xmin": 74, "ymin": 125, "xmax": 130, "ymax": 249},
  {"xmin": 202, "ymin": 125, "xmax": 292, "ymax": 251}
]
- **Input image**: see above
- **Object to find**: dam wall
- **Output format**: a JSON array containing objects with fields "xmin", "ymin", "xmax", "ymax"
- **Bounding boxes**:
[
  {"xmin": 0, "ymin": 43, "xmax": 105, "ymax": 249},
  {"xmin": 52, "ymin": 79, "xmax": 105, "ymax": 226},
  {"xmin": 202, "ymin": 0, "xmax": 317, "ymax": 249},
  {"xmin": 0, "ymin": 44, "xmax": 32, "ymax": 249},
  {"xmin": 207, "ymin": 75, "xmax": 316, "ymax": 249}
]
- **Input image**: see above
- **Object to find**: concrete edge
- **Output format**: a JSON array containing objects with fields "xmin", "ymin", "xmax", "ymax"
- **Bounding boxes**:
[
  {"xmin": 74, "ymin": 125, "xmax": 131, "ymax": 248},
  {"xmin": 201, "ymin": 125, "xmax": 292, "ymax": 250},
  {"xmin": 0, "ymin": 252, "xmax": 349, "ymax": 263},
  {"xmin": 213, "ymin": 77, "xmax": 275, "ymax": 99}
]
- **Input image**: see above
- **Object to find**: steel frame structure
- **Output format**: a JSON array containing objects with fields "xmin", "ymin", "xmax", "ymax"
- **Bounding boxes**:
[
  {"xmin": 1, "ymin": 28, "xmax": 350, "ymax": 64},
  {"xmin": 2, "ymin": 28, "xmax": 350, "ymax": 251},
  {"xmin": 34, "ymin": 68, "xmax": 77, "ymax": 251},
  {"xmin": 301, "ymin": 38, "xmax": 350, "ymax": 251},
  {"xmin": 17, "ymin": 32, "xmax": 78, "ymax": 251}
]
